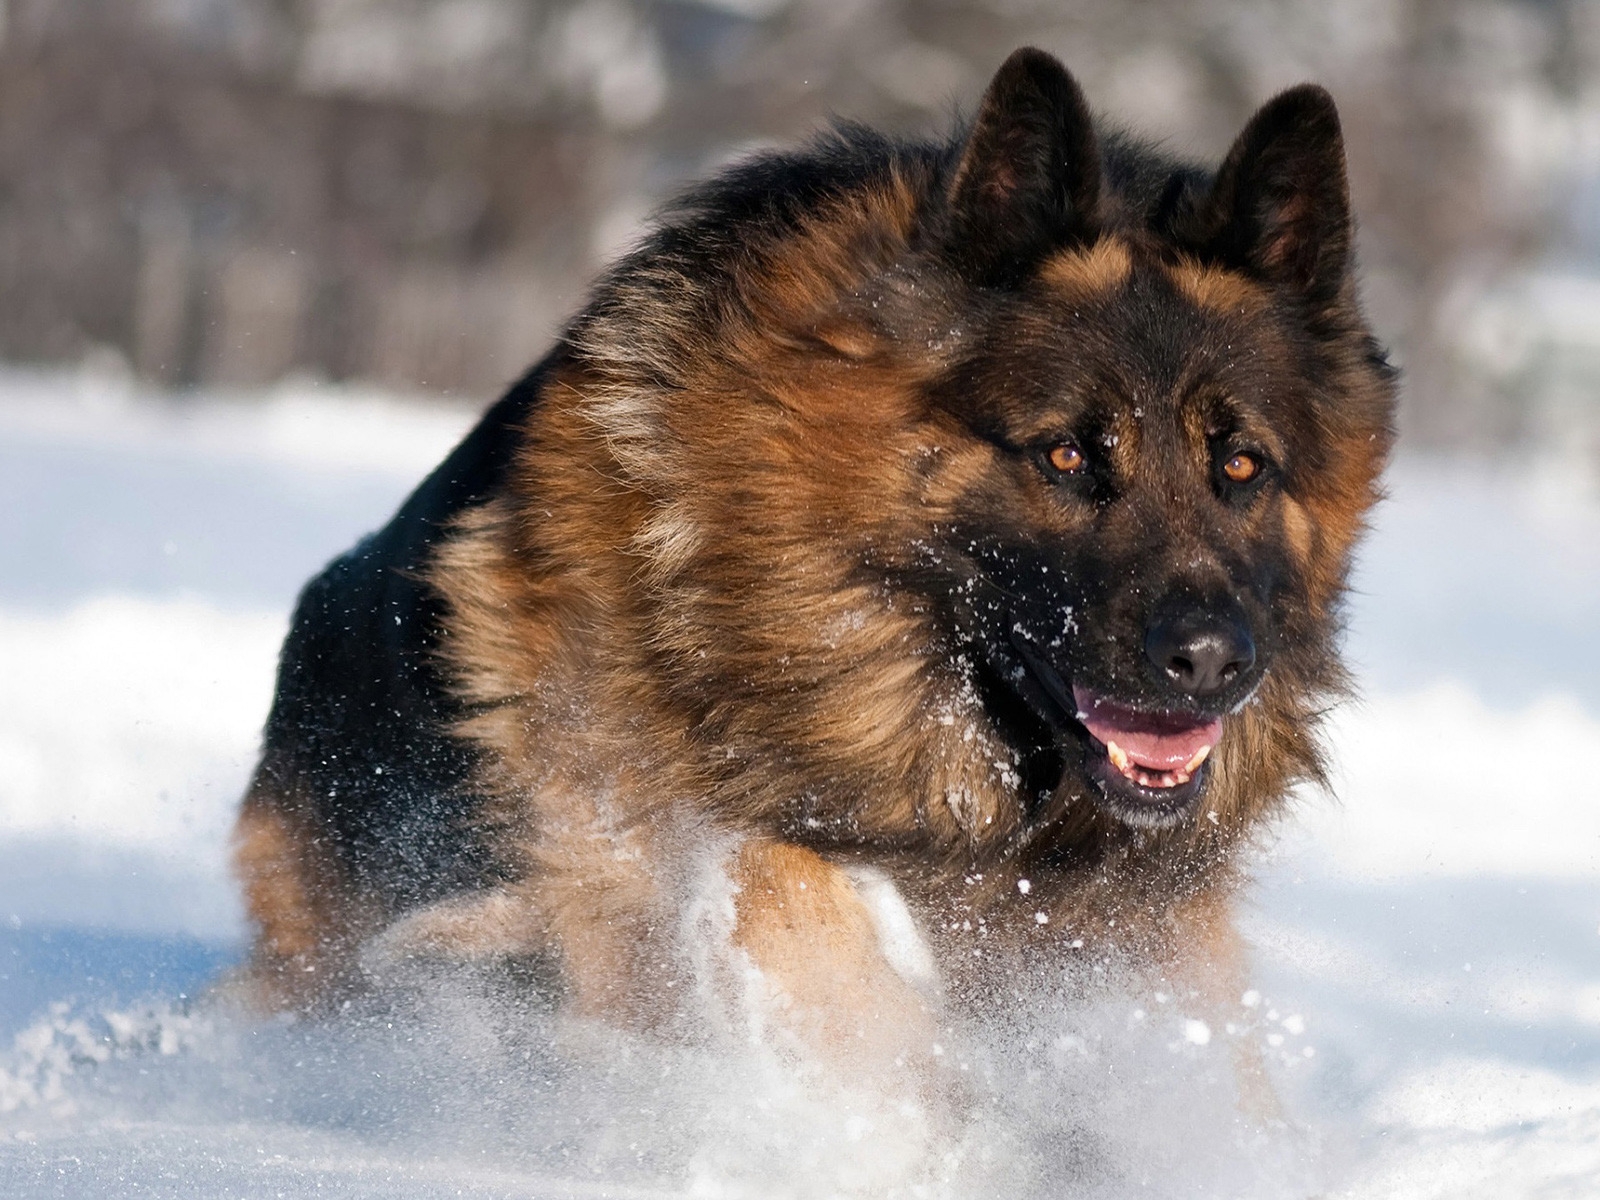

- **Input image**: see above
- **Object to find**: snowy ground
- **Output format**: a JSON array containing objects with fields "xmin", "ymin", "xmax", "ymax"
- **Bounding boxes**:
[{"xmin": 0, "ymin": 362, "xmax": 1597, "ymax": 1197}]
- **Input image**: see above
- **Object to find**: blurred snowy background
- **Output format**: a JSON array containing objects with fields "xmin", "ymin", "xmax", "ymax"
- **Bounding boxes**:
[{"xmin": 2, "ymin": 2, "xmax": 1599, "ymax": 1197}]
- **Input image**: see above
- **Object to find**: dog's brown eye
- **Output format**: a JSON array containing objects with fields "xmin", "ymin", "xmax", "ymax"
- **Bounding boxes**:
[
  {"xmin": 1047, "ymin": 442, "xmax": 1085, "ymax": 473},
  {"xmin": 1222, "ymin": 452, "xmax": 1260, "ymax": 484}
]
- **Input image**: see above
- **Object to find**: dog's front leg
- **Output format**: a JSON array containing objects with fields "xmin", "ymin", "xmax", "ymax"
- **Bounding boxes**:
[
  {"xmin": 1166, "ymin": 887, "xmax": 1284, "ymax": 1124},
  {"xmin": 730, "ymin": 841, "xmax": 946, "ymax": 1093}
]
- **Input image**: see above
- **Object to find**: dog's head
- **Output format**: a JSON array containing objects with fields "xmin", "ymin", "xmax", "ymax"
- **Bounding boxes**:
[
  {"xmin": 577, "ymin": 48, "xmax": 1395, "ymax": 847},
  {"xmin": 896, "ymin": 50, "xmax": 1395, "ymax": 831}
]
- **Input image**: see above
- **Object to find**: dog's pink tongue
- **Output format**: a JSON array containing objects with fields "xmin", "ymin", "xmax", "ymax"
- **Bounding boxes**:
[{"xmin": 1072, "ymin": 687, "xmax": 1223, "ymax": 771}]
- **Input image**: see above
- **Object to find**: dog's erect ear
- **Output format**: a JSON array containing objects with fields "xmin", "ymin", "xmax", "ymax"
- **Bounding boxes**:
[
  {"xmin": 1199, "ymin": 85, "xmax": 1351, "ymax": 302},
  {"xmin": 945, "ymin": 48, "xmax": 1101, "ymax": 287}
]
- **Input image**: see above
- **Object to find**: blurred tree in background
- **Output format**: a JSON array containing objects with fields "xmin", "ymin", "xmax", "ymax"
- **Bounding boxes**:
[{"xmin": 1, "ymin": 0, "xmax": 1598, "ymax": 449}]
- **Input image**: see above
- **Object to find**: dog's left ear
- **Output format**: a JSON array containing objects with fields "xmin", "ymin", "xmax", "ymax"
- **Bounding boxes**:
[
  {"xmin": 945, "ymin": 48, "xmax": 1101, "ymax": 287},
  {"xmin": 1198, "ymin": 85, "xmax": 1351, "ymax": 303}
]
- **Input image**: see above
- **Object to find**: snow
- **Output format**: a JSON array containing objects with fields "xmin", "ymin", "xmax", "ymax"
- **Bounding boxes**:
[{"xmin": 1, "ymin": 362, "xmax": 1598, "ymax": 1196}]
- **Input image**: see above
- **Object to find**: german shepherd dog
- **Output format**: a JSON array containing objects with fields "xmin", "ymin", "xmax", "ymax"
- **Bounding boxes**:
[{"xmin": 234, "ymin": 49, "xmax": 1394, "ymax": 1101}]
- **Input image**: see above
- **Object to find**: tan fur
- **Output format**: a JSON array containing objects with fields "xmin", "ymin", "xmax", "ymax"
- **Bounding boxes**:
[
  {"xmin": 229, "ymin": 775, "xmax": 375, "ymax": 1011},
  {"xmin": 1281, "ymin": 496, "xmax": 1317, "ymax": 568},
  {"xmin": 1166, "ymin": 258, "xmax": 1265, "ymax": 315},
  {"xmin": 731, "ymin": 842, "xmax": 939, "ymax": 1075},
  {"xmin": 1039, "ymin": 237, "xmax": 1133, "ymax": 296}
]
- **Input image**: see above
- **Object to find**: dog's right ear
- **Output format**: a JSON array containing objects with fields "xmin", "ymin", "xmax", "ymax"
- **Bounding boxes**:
[
  {"xmin": 945, "ymin": 48, "xmax": 1101, "ymax": 288},
  {"xmin": 1193, "ymin": 84, "xmax": 1352, "ymax": 305}
]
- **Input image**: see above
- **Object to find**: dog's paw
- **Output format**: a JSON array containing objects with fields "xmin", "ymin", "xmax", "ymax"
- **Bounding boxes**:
[{"xmin": 358, "ymin": 888, "xmax": 544, "ymax": 983}]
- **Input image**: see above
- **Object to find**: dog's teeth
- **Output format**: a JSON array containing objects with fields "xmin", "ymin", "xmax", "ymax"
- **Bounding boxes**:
[
  {"xmin": 1105, "ymin": 740, "xmax": 1199, "ymax": 790},
  {"xmin": 1184, "ymin": 744, "xmax": 1212, "ymax": 773}
]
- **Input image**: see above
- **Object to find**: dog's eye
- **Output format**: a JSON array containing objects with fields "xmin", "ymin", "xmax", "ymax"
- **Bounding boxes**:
[
  {"xmin": 1221, "ymin": 452, "xmax": 1260, "ymax": 484},
  {"xmin": 1046, "ymin": 442, "xmax": 1085, "ymax": 474}
]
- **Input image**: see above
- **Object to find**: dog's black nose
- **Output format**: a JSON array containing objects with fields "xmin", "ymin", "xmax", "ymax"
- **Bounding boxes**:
[{"xmin": 1145, "ymin": 608, "xmax": 1256, "ymax": 697}]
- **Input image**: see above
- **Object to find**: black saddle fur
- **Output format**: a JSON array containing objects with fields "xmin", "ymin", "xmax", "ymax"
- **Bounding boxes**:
[{"xmin": 259, "ymin": 353, "xmax": 562, "ymax": 909}]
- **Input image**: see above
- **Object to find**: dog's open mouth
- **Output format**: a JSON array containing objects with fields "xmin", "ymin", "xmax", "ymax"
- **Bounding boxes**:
[
  {"xmin": 1007, "ymin": 627, "xmax": 1222, "ymax": 823},
  {"xmin": 1075, "ymin": 684, "xmax": 1222, "ymax": 800},
  {"xmin": 1073, "ymin": 689, "xmax": 1221, "ymax": 791}
]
